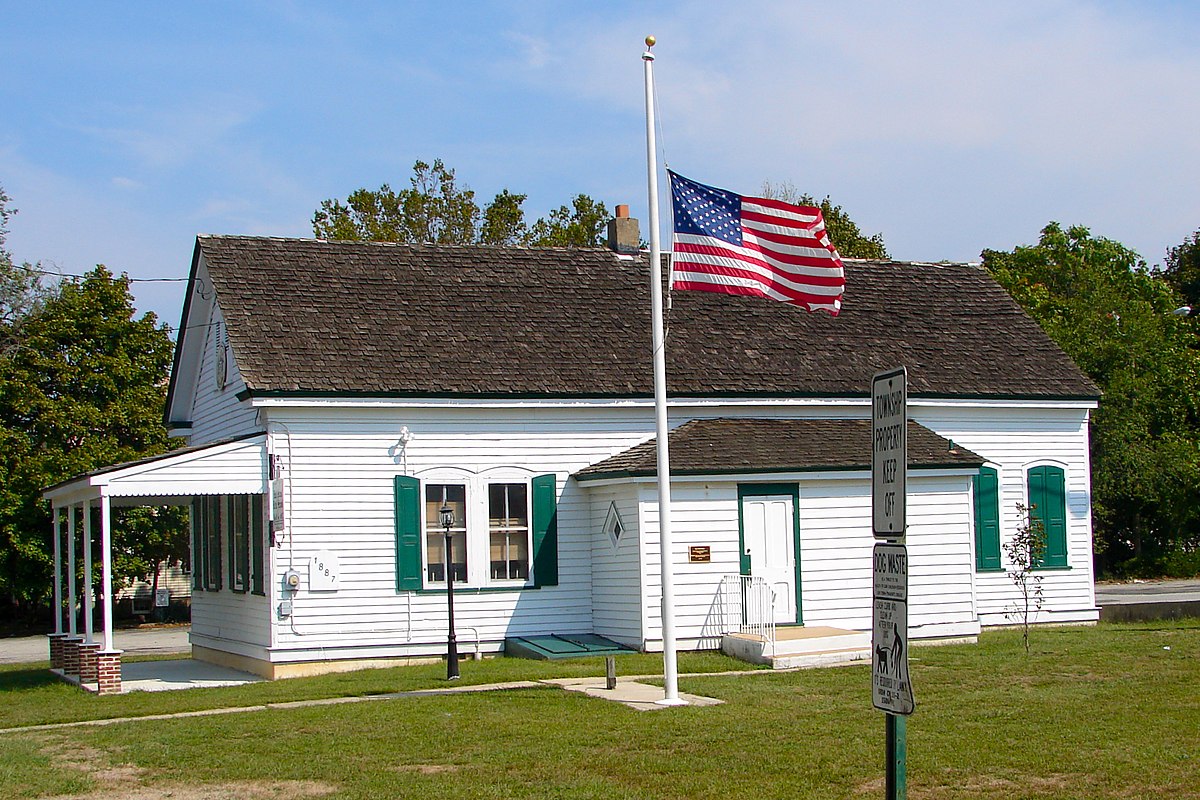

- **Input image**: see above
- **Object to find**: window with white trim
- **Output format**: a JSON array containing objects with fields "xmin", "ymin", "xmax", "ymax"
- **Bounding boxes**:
[
  {"xmin": 488, "ymin": 483, "xmax": 529, "ymax": 580},
  {"xmin": 425, "ymin": 483, "xmax": 468, "ymax": 583},
  {"xmin": 394, "ymin": 473, "xmax": 557, "ymax": 591},
  {"xmin": 421, "ymin": 480, "xmax": 531, "ymax": 586}
]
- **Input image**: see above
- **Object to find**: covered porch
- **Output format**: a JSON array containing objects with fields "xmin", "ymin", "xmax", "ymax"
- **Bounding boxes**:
[{"xmin": 41, "ymin": 434, "xmax": 267, "ymax": 694}]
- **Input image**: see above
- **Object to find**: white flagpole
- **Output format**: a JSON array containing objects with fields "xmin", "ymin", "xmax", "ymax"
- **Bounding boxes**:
[{"xmin": 643, "ymin": 35, "xmax": 685, "ymax": 706}]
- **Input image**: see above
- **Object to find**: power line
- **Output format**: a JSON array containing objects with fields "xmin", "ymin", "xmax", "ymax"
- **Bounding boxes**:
[{"xmin": 13, "ymin": 263, "xmax": 189, "ymax": 283}]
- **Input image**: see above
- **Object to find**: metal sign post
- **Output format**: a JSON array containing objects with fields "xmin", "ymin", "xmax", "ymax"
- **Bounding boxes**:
[{"xmin": 871, "ymin": 367, "xmax": 912, "ymax": 800}]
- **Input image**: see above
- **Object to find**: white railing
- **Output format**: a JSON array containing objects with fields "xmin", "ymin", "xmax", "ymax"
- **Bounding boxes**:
[{"xmin": 720, "ymin": 575, "xmax": 776, "ymax": 651}]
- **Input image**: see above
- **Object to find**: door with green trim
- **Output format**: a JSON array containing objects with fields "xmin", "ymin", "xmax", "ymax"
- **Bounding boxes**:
[{"xmin": 740, "ymin": 493, "xmax": 797, "ymax": 624}]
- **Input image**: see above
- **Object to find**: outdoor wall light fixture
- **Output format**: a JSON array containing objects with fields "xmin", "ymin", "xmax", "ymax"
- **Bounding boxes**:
[{"xmin": 441, "ymin": 502, "xmax": 460, "ymax": 680}]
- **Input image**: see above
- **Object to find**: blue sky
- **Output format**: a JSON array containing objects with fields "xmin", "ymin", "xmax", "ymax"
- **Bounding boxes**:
[{"xmin": 3, "ymin": 1, "xmax": 1199, "ymax": 331}]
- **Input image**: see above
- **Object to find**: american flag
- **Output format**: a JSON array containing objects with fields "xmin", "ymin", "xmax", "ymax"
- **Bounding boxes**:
[{"xmin": 668, "ymin": 171, "xmax": 845, "ymax": 315}]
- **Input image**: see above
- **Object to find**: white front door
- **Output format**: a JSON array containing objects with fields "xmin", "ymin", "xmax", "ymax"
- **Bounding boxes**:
[{"xmin": 741, "ymin": 494, "xmax": 797, "ymax": 624}]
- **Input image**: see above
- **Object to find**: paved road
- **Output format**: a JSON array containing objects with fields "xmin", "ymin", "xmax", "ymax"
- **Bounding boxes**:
[
  {"xmin": 1095, "ymin": 578, "xmax": 1200, "ymax": 604},
  {"xmin": 0, "ymin": 625, "xmax": 191, "ymax": 665}
]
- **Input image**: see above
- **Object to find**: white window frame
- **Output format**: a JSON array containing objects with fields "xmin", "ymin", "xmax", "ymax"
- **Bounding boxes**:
[{"xmin": 419, "ymin": 469, "xmax": 536, "ymax": 589}]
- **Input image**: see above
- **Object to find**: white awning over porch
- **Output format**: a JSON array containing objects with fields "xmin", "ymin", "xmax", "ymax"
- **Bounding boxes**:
[
  {"xmin": 44, "ymin": 433, "xmax": 268, "ymax": 507},
  {"xmin": 41, "ymin": 434, "xmax": 267, "ymax": 666}
]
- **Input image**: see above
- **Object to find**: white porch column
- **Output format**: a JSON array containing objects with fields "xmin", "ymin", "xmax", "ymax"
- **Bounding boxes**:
[
  {"xmin": 67, "ymin": 505, "xmax": 77, "ymax": 637},
  {"xmin": 82, "ymin": 500, "xmax": 95, "ymax": 643},
  {"xmin": 100, "ymin": 493, "xmax": 115, "ymax": 652},
  {"xmin": 52, "ymin": 506, "xmax": 63, "ymax": 635}
]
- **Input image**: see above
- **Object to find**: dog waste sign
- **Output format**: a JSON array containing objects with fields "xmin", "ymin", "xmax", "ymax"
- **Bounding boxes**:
[{"xmin": 872, "ymin": 542, "xmax": 915, "ymax": 715}]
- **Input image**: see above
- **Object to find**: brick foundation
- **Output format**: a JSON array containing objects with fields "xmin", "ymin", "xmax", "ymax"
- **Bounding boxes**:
[
  {"xmin": 96, "ymin": 650, "xmax": 122, "ymax": 695},
  {"xmin": 61, "ymin": 637, "xmax": 82, "ymax": 676},
  {"xmin": 48, "ymin": 633, "xmax": 68, "ymax": 670},
  {"xmin": 77, "ymin": 641, "xmax": 100, "ymax": 684}
]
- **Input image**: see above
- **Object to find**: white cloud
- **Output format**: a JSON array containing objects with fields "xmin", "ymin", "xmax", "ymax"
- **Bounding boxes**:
[
  {"xmin": 77, "ymin": 100, "xmax": 258, "ymax": 172},
  {"xmin": 519, "ymin": 1, "xmax": 1200, "ymax": 262}
]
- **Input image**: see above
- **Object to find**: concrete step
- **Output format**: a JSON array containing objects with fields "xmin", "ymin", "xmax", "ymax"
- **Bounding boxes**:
[{"xmin": 722, "ymin": 626, "xmax": 872, "ymax": 669}]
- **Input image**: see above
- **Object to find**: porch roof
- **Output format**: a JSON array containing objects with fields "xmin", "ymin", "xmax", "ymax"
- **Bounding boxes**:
[
  {"xmin": 573, "ymin": 418, "xmax": 983, "ymax": 481},
  {"xmin": 42, "ymin": 433, "xmax": 267, "ymax": 506}
]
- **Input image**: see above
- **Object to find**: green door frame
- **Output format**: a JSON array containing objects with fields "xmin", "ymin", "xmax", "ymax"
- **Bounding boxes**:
[{"xmin": 737, "ymin": 483, "xmax": 803, "ymax": 625}]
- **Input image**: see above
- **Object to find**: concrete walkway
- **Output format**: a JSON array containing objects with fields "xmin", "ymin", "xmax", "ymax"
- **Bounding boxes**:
[
  {"xmin": 545, "ymin": 677, "xmax": 724, "ymax": 711},
  {"xmin": 120, "ymin": 658, "xmax": 263, "ymax": 692}
]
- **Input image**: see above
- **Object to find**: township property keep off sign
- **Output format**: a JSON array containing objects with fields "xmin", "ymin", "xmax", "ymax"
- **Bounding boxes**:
[
  {"xmin": 872, "ymin": 542, "xmax": 915, "ymax": 715},
  {"xmin": 872, "ymin": 367, "xmax": 906, "ymax": 541}
]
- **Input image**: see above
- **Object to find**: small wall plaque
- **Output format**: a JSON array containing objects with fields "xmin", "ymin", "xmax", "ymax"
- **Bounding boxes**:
[{"xmin": 689, "ymin": 545, "xmax": 711, "ymax": 563}]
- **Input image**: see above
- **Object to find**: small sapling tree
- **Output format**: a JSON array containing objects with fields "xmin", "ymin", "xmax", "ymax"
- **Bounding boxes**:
[{"xmin": 1005, "ymin": 503, "xmax": 1048, "ymax": 653}]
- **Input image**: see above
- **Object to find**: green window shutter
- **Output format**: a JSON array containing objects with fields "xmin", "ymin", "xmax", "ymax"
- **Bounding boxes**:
[
  {"xmin": 1028, "ymin": 466, "xmax": 1068, "ymax": 568},
  {"xmin": 251, "ymin": 494, "xmax": 265, "ymax": 595},
  {"xmin": 531, "ymin": 474, "xmax": 558, "ymax": 587},
  {"xmin": 191, "ymin": 499, "xmax": 203, "ymax": 590},
  {"xmin": 394, "ymin": 476, "xmax": 423, "ymax": 591},
  {"xmin": 973, "ymin": 467, "xmax": 1001, "ymax": 571}
]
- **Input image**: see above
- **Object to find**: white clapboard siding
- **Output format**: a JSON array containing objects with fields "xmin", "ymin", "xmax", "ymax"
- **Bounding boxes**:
[
  {"xmin": 118, "ymin": 561, "xmax": 192, "ymax": 602},
  {"xmin": 102, "ymin": 437, "xmax": 266, "ymax": 497},
  {"xmin": 632, "ymin": 473, "xmax": 978, "ymax": 648},
  {"xmin": 589, "ymin": 486, "xmax": 644, "ymax": 647},
  {"xmin": 911, "ymin": 404, "xmax": 1098, "ymax": 625},
  {"xmin": 179, "ymin": 395, "xmax": 1098, "ymax": 662},
  {"xmin": 189, "ymin": 302, "xmax": 261, "ymax": 445},
  {"xmin": 260, "ymin": 409, "xmax": 663, "ymax": 655},
  {"xmin": 191, "ymin": 590, "xmax": 271, "ymax": 654}
]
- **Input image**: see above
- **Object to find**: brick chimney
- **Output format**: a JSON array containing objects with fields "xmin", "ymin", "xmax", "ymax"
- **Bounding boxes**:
[{"xmin": 606, "ymin": 204, "xmax": 640, "ymax": 254}]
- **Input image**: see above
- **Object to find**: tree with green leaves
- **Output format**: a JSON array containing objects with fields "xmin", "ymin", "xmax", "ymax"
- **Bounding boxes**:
[
  {"xmin": 983, "ymin": 223, "xmax": 1200, "ymax": 577},
  {"xmin": 1164, "ymin": 230, "xmax": 1200, "ymax": 312},
  {"xmin": 479, "ymin": 189, "xmax": 529, "ymax": 245},
  {"xmin": 1005, "ymin": 503, "xmax": 1047, "ymax": 654},
  {"xmin": 525, "ymin": 194, "xmax": 609, "ymax": 247},
  {"xmin": 0, "ymin": 186, "xmax": 48, "ymax": 347},
  {"xmin": 0, "ymin": 265, "xmax": 181, "ymax": 615},
  {"xmin": 314, "ymin": 159, "xmax": 610, "ymax": 248},
  {"xmin": 312, "ymin": 159, "xmax": 483, "ymax": 244},
  {"xmin": 761, "ymin": 180, "xmax": 888, "ymax": 260}
]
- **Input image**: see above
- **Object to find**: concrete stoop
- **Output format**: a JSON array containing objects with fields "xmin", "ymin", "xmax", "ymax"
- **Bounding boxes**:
[{"xmin": 722, "ymin": 626, "xmax": 871, "ymax": 669}]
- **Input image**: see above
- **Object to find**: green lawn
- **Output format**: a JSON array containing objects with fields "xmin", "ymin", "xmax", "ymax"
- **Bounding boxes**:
[{"xmin": 0, "ymin": 621, "xmax": 1196, "ymax": 799}]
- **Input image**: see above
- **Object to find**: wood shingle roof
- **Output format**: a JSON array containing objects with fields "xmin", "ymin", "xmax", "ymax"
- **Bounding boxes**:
[
  {"xmin": 191, "ymin": 235, "xmax": 1099, "ymax": 400},
  {"xmin": 574, "ymin": 418, "xmax": 985, "ymax": 480}
]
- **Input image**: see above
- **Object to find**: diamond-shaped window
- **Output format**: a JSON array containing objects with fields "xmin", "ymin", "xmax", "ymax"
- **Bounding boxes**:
[{"xmin": 603, "ymin": 501, "xmax": 625, "ymax": 549}]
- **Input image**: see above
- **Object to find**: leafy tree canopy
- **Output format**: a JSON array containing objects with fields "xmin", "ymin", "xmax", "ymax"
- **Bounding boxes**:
[
  {"xmin": 0, "ymin": 186, "xmax": 48, "ymax": 341},
  {"xmin": 0, "ymin": 265, "xmax": 180, "ymax": 610},
  {"xmin": 983, "ymin": 223, "xmax": 1200, "ymax": 577},
  {"xmin": 760, "ymin": 180, "xmax": 888, "ymax": 260},
  {"xmin": 525, "ymin": 194, "xmax": 609, "ymax": 247},
  {"xmin": 314, "ymin": 159, "xmax": 609, "ymax": 248},
  {"xmin": 1164, "ymin": 229, "xmax": 1200, "ymax": 312}
]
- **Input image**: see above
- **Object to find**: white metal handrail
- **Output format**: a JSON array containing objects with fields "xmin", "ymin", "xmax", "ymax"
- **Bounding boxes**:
[{"xmin": 721, "ymin": 575, "xmax": 776, "ymax": 649}]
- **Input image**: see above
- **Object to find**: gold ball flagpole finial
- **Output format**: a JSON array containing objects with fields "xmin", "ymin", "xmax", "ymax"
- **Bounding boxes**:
[{"xmin": 645, "ymin": 35, "xmax": 656, "ymax": 48}]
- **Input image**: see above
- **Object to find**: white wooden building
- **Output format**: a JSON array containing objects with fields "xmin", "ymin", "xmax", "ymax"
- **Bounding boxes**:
[{"xmin": 45, "ymin": 231, "xmax": 1100, "ymax": 681}]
